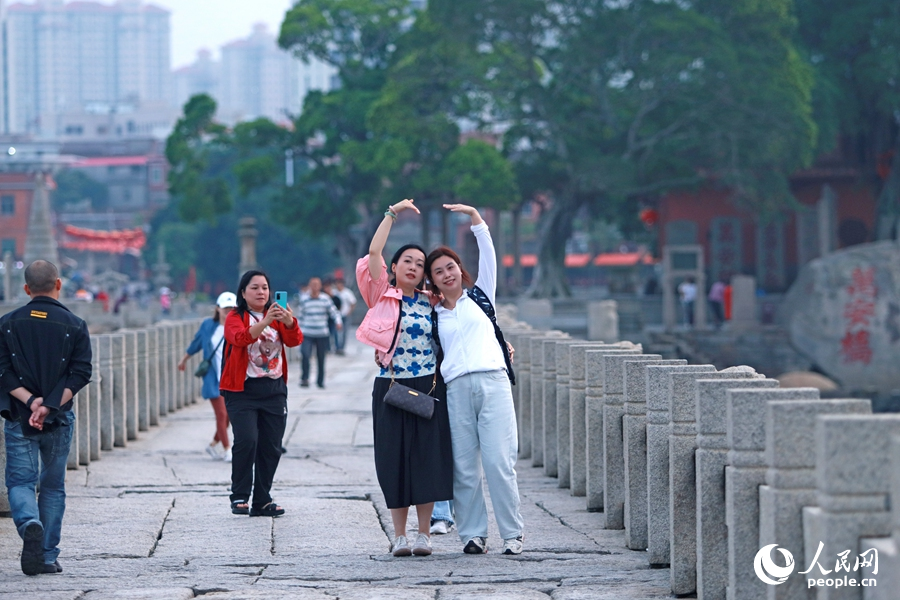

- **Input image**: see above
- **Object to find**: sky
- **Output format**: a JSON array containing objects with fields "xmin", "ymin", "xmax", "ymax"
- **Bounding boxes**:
[{"xmin": 157, "ymin": 0, "xmax": 294, "ymax": 68}]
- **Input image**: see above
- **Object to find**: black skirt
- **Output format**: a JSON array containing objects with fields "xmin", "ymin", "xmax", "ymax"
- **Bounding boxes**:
[{"xmin": 372, "ymin": 373, "xmax": 453, "ymax": 509}]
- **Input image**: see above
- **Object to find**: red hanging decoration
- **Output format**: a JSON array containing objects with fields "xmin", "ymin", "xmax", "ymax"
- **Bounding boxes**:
[{"xmin": 639, "ymin": 208, "xmax": 659, "ymax": 227}]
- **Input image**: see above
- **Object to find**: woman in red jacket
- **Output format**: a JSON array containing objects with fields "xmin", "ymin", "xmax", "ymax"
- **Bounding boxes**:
[{"xmin": 221, "ymin": 270, "xmax": 302, "ymax": 517}]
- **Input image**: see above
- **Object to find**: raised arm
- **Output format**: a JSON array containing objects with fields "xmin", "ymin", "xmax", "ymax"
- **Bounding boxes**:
[
  {"xmin": 367, "ymin": 198, "xmax": 420, "ymax": 281},
  {"xmin": 443, "ymin": 204, "xmax": 496, "ymax": 304}
]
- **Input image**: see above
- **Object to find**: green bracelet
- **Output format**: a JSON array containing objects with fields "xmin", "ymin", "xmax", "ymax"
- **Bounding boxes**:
[{"xmin": 384, "ymin": 209, "xmax": 397, "ymax": 220}]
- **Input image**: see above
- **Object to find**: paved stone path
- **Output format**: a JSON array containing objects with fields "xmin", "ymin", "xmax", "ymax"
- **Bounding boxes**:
[{"xmin": 0, "ymin": 338, "xmax": 670, "ymax": 599}]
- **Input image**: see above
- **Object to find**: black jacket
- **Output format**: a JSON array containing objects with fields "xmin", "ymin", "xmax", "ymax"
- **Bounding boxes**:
[{"xmin": 0, "ymin": 296, "xmax": 92, "ymax": 435}]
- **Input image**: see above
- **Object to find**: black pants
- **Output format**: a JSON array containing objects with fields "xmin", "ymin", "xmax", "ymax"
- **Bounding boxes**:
[
  {"xmin": 301, "ymin": 336, "xmax": 329, "ymax": 386},
  {"xmin": 223, "ymin": 377, "xmax": 287, "ymax": 508}
]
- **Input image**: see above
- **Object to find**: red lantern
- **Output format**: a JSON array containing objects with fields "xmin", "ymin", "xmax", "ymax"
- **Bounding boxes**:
[{"xmin": 639, "ymin": 208, "xmax": 658, "ymax": 227}]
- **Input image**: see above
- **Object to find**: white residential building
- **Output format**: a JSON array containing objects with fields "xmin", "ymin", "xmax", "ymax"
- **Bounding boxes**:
[{"xmin": 3, "ymin": 0, "xmax": 173, "ymax": 138}]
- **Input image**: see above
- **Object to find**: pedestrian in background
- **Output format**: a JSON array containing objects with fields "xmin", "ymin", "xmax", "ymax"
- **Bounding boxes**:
[
  {"xmin": 708, "ymin": 276, "xmax": 727, "ymax": 327},
  {"xmin": 678, "ymin": 277, "xmax": 697, "ymax": 326},
  {"xmin": 178, "ymin": 291, "xmax": 238, "ymax": 462},
  {"xmin": 0, "ymin": 260, "xmax": 92, "ymax": 575},
  {"xmin": 220, "ymin": 270, "xmax": 302, "ymax": 517},
  {"xmin": 297, "ymin": 277, "xmax": 341, "ymax": 388},
  {"xmin": 426, "ymin": 204, "xmax": 524, "ymax": 556},
  {"xmin": 357, "ymin": 198, "xmax": 453, "ymax": 557},
  {"xmin": 331, "ymin": 278, "xmax": 357, "ymax": 355}
]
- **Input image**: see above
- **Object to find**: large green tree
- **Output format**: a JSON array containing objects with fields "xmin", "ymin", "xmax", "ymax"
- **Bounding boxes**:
[
  {"xmin": 794, "ymin": 0, "xmax": 900, "ymax": 239},
  {"xmin": 436, "ymin": 0, "xmax": 817, "ymax": 296}
]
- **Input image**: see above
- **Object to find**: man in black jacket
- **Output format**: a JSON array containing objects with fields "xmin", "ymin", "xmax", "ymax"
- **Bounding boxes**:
[{"xmin": 0, "ymin": 260, "xmax": 92, "ymax": 576}]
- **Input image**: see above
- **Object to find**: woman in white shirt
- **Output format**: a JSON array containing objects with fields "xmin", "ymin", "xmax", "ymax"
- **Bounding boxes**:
[{"xmin": 425, "ymin": 203, "xmax": 524, "ymax": 556}]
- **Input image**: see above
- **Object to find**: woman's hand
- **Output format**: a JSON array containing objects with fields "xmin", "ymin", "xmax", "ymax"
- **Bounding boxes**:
[
  {"xmin": 278, "ymin": 304, "xmax": 295, "ymax": 326},
  {"xmin": 177, "ymin": 355, "xmax": 189, "ymax": 372},
  {"xmin": 443, "ymin": 203, "xmax": 483, "ymax": 225},
  {"xmin": 507, "ymin": 342, "xmax": 515, "ymax": 364},
  {"xmin": 264, "ymin": 305, "xmax": 285, "ymax": 326},
  {"xmin": 389, "ymin": 198, "xmax": 420, "ymax": 215}
]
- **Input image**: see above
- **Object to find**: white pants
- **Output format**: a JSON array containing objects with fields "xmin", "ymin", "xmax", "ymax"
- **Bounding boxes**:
[{"xmin": 447, "ymin": 369, "xmax": 524, "ymax": 542}]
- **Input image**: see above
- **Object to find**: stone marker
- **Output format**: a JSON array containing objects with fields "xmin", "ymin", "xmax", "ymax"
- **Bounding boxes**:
[
  {"xmin": 530, "ymin": 332, "xmax": 566, "ymax": 468},
  {"xmin": 669, "ymin": 368, "xmax": 764, "ymax": 596},
  {"xmin": 623, "ymin": 358, "xmax": 685, "ymax": 550},
  {"xmin": 646, "ymin": 364, "xmax": 715, "ymax": 566},
  {"xmin": 513, "ymin": 331, "xmax": 535, "ymax": 459},
  {"xmin": 157, "ymin": 325, "xmax": 170, "ymax": 416},
  {"xmin": 725, "ymin": 387, "xmax": 820, "ymax": 600},
  {"xmin": 88, "ymin": 336, "xmax": 102, "ymax": 461},
  {"xmin": 556, "ymin": 340, "xmax": 596, "ymax": 489},
  {"xmin": 802, "ymin": 414, "xmax": 900, "ymax": 600},
  {"xmin": 543, "ymin": 339, "xmax": 559, "ymax": 477},
  {"xmin": 759, "ymin": 398, "xmax": 871, "ymax": 600},
  {"xmin": 147, "ymin": 327, "xmax": 161, "ymax": 425},
  {"xmin": 136, "ymin": 330, "xmax": 150, "ymax": 431},
  {"xmin": 695, "ymin": 376, "xmax": 779, "ymax": 600},
  {"xmin": 601, "ymin": 353, "xmax": 661, "ymax": 530},
  {"xmin": 124, "ymin": 331, "xmax": 139, "ymax": 440}
]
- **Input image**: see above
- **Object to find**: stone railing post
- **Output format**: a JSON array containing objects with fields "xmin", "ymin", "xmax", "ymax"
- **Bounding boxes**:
[
  {"xmin": 111, "ymin": 334, "xmax": 127, "ymax": 447},
  {"xmin": 157, "ymin": 325, "xmax": 170, "ymax": 416},
  {"xmin": 601, "ymin": 353, "xmax": 662, "ymax": 530},
  {"xmin": 646, "ymin": 364, "xmax": 715, "ymax": 567},
  {"xmin": 695, "ymin": 376, "xmax": 779, "ymax": 600},
  {"xmin": 623, "ymin": 358, "xmax": 685, "ymax": 550},
  {"xmin": 760, "ymin": 399, "xmax": 871, "ymax": 600},
  {"xmin": 514, "ymin": 332, "xmax": 534, "ymax": 459},
  {"xmin": 147, "ymin": 327, "xmax": 161, "ymax": 424},
  {"xmin": 76, "ymin": 377, "xmax": 91, "ymax": 465},
  {"xmin": 669, "ymin": 369, "xmax": 764, "ymax": 596},
  {"xmin": 88, "ymin": 337, "xmax": 102, "ymax": 460},
  {"xmin": 136, "ymin": 330, "xmax": 150, "ymax": 431},
  {"xmin": 0, "ymin": 429, "xmax": 8, "ymax": 513},
  {"xmin": 555, "ymin": 340, "xmax": 596, "ymax": 489},
  {"xmin": 530, "ymin": 336, "xmax": 548, "ymax": 468},
  {"xmin": 543, "ymin": 339, "xmax": 559, "ymax": 477},
  {"xmin": 802, "ymin": 414, "xmax": 900, "ymax": 600},
  {"xmin": 123, "ymin": 331, "xmax": 139, "ymax": 440},
  {"xmin": 97, "ymin": 335, "xmax": 115, "ymax": 451},
  {"xmin": 724, "ymin": 387, "xmax": 820, "ymax": 600}
]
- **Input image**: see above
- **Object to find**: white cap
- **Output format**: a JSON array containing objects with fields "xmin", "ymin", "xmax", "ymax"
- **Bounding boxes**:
[{"xmin": 216, "ymin": 292, "xmax": 237, "ymax": 308}]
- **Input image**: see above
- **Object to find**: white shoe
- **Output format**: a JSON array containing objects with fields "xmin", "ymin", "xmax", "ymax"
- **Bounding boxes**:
[
  {"xmin": 223, "ymin": 448, "xmax": 232, "ymax": 463},
  {"xmin": 391, "ymin": 535, "xmax": 411, "ymax": 557},
  {"xmin": 430, "ymin": 520, "xmax": 451, "ymax": 535},
  {"xmin": 502, "ymin": 535, "xmax": 524, "ymax": 555},
  {"xmin": 412, "ymin": 533, "xmax": 432, "ymax": 556},
  {"xmin": 205, "ymin": 444, "xmax": 221, "ymax": 460}
]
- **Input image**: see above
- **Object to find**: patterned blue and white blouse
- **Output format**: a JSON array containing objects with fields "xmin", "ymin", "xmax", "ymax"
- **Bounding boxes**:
[{"xmin": 378, "ymin": 292, "xmax": 437, "ymax": 379}]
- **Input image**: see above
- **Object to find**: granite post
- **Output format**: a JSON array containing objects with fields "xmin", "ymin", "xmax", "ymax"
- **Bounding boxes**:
[
  {"xmin": 646, "ymin": 364, "xmax": 715, "ymax": 566},
  {"xmin": 695, "ymin": 376, "xmax": 779, "ymax": 600},
  {"xmin": 157, "ymin": 325, "xmax": 170, "ymax": 416},
  {"xmin": 724, "ymin": 387, "xmax": 820, "ymax": 600},
  {"xmin": 97, "ymin": 335, "xmax": 115, "ymax": 451},
  {"xmin": 760, "ymin": 399, "xmax": 871, "ymax": 600},
  {"xmin": 601, "ymin": 353, "xmax": 662, "ymax": 530},
  {"xmin": 123, "ymin": 331, "xmax": 139, "ymax": 440},
  {"xmin": 77, "ymin": 379, "xmax": 91, "ymax": 465},
  {"xmin": 147, "ymin": 327, "xmax": 161, "ymax": 424},
  {"xmin": 623, "ymin": 358, "xmax": 686, "ymax": 550},
  {"xmin": 111, "ymin": 334, "xmax": 127, "ymax": 447},
  {"xmin": 669, "ymin": 368, "xmax": 763, "ymax": 595},
  {"xmin": 88, "ymin": 337, "xmax": 102, "ymax": 460},
  {"xmin": 802, "ymin": 415, "xmax": 900, "ymax": 600},
  {"xmin": 136, "ymin": 330, "xmax": 150, "ymax": 431},
  {"xmin": 556, "ymin": 340, "xmax": 596, "ymax": 489},
  {"xmin": 543, "ymin": 339, "xmax": 560, "ymax": 477}
]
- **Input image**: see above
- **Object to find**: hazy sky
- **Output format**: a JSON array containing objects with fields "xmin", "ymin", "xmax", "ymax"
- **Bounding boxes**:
[{"xmin": 157, "ymin": 0, "xmax": 294, "ymax": 68}]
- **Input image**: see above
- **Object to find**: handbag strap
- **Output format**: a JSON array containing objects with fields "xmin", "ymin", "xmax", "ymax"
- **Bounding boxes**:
[
  {"xmin": 388, "ymin": 363, "xmax": 437, "ymax": 397},
  {"xmin": 205, "ymin": 335, "xmax": 225, "ymax": 361}
]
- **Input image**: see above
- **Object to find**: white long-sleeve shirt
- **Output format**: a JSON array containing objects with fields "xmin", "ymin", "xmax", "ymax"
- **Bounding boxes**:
[{"xmin": 435, "ymin": 222, "xmax": 506, "ymax": 383}]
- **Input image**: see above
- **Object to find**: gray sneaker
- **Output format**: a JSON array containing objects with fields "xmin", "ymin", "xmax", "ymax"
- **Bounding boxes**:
[
  {"xmin": 463, "ymin": 536, "xmax": 487, "ymax": 554},
  {"xmin": 502, "ymin": 535, "xmax": 524, "ymax": 555},
  {"xmin": 412, "ymin": 533, "xmax": 433, "ymax": 556},
  {"xmin": 391, "ymin": 535, "xmax": 411, "ymax": 557}
]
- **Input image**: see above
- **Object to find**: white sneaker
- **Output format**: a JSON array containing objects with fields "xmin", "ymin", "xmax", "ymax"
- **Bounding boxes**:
[
  {"xmin": 412, "ymin": 533, "xmax": 432, "ymax": 556},
  {"xmin": 430, "ymin": 520, "xmax": 451, "ymax": 535},
  {"xmin": 502, "ymin": 535, "xmax": 524, "ymax": 555},
  {"xmin": 205, "ymin": 444, "xmax": 221, "ymax": 460},
  {"xmin": 391, "ymin": 535, "xmax": 411, "ymax": 557},
  {"xmin": 223, "ymin": 448, "xmax": 232, "ymax": 463}
]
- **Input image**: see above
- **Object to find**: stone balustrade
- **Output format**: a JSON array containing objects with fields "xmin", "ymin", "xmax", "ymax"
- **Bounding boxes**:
[
  {"xmin": 498, "ymin": 315, "xmax": 896, "ymax": 599},
  {"xmin": 0, "ymin": 319, "xmax": 203, "ymax": 514}
]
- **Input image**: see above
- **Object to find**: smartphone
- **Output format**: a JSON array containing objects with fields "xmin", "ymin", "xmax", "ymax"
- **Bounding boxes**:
[{"xmin": 274, "ymin": 291, "xmax": 288, "ymax": 309}]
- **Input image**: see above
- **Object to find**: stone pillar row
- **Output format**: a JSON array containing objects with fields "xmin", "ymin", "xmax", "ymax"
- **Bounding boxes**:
[
  {"xmin": 62, "ymin": 320, "xmax": 203, "ymax": 470},
  {"xmin": 501, "ymin": 315, "xmax": 897, "ymax": 600}
]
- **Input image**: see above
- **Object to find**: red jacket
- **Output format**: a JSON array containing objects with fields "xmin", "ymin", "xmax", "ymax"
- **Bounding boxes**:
[{"xmin": 220, "ymin": 309, "xmax": 303, "ymax": 392}]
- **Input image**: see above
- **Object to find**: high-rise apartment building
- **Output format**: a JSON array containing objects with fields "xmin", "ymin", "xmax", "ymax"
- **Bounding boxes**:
[
  {"xmin": 3, "ymin": 0, "xmax": 173, "ymax": 138},
  {"xmin": 174, "ymin": 23, "xmax": 336, "ymax": 126}
]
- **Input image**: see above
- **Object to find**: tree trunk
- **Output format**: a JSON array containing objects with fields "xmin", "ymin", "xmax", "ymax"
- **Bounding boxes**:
[
  {"xmin": 875, "ymin": 134, "xmax": 900, "ymax": 240},
  {"xmin": 525, "ymin": 197, "xmax": 576, "ymax": 298}
]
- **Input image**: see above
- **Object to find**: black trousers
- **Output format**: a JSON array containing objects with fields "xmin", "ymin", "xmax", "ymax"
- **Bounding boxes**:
[
  {"xmin": 301, "ymin": 336, "xmax": 329, "ymax": 386},
  {"xmin": 223, "ymin": 377, "xmax": 287, "ymax": 508}
]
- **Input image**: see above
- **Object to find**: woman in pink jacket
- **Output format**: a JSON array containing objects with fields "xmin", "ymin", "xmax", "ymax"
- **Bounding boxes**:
[{"xmin": 356, "ymin": 199, "xmax": 453, "ymax": 557}]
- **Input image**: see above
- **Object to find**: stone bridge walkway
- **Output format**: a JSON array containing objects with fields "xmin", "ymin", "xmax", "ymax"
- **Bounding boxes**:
[{"xmin": 0, "ymin": 338, "xmax": 670, "ymax": 600}]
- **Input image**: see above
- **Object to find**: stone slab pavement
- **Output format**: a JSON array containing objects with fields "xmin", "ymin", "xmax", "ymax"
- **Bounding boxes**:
[{"xmin": 0, "ymin": 336, "xmax": 671, "ymax": 600}]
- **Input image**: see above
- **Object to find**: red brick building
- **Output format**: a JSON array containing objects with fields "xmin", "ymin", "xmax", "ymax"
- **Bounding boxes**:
[
  {"xmin": 0, "ymin": 173, "xmax": 37, "ymax": 259},
  {"xmin": 657, "ymin": 164, "xmax": 876, "ymax": 292}
]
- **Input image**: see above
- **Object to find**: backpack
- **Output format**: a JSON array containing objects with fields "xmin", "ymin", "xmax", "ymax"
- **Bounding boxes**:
[{"xmin": 431, "ymin": 285, "xmax": 516, "ymax": 385}]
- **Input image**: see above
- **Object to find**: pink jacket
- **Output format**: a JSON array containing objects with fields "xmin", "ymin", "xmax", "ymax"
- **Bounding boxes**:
[{"xmin": 355, "ymin": 254, "xmax": 434, "ymax": 367}]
